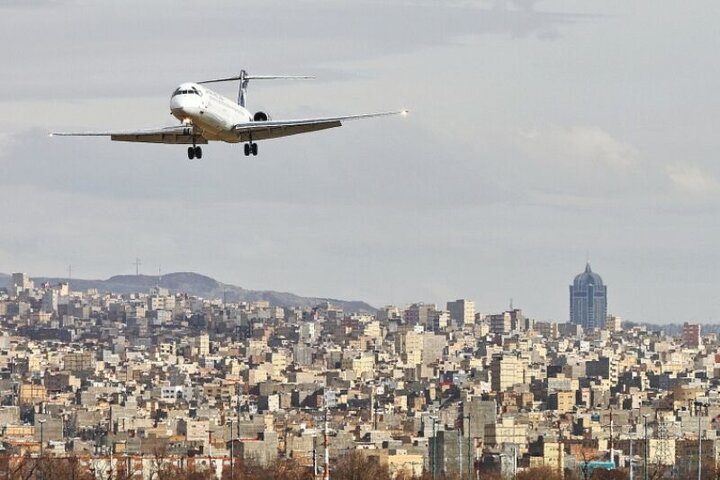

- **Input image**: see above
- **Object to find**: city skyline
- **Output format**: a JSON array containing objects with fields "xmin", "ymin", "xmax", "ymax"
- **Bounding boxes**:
[
  {"xmin": 0, "ymin": 266, "xmax": 714, "ymax": 479},
  {"xmin": 3, "ymin": 2, "xmax": 720, "ymax": 324}
]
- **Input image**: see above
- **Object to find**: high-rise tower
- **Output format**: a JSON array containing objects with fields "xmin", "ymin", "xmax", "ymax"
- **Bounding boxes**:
[{"xmin": 569, "ymin": 263, "xmax": 607, "ymax": 330}]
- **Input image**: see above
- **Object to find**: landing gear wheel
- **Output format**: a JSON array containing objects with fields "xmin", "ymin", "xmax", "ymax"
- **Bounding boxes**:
[
  {"xmin": 244, "ymin": 143, "xmax": 251, "ymax": 156},
  {"xmin": 194, "ymin": 146, "xmax": 202, "ymax": 159},
  {"xmin": 187, "ymin": 147, "xmax": 195, "ymax": 160},
  {"xmin": 251, "ymin": 143, "xmax": 258, "ymax": 156}
]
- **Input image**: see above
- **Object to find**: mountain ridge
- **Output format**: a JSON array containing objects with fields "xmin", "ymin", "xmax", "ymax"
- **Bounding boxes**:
[{"xmin": 1, "ymin": 271, "xmax": 375, "ymax": 312}]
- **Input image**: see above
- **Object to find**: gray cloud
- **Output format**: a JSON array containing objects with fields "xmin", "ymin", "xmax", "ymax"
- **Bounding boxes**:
[
  {"xmin": 4, "ymin": 1, "xmax": 720, "ymax": 323},
  {"xmin": 2, "ymin": 0, "xmax": 586, "ymax": 101}
]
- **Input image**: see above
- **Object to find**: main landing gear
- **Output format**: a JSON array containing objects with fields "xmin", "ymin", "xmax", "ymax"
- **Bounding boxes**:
[
  {"xmin": 244, "ymin": 142, "xmax": 258, "ymax": 156},
  {"xmin": 187, "ymin": 146, "xmax": 202, "ymax": 160}
]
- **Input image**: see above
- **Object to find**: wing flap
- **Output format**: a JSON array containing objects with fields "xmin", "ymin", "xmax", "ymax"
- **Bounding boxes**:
[
  {"xmin": 235, "ymin": 120, "xmax": 341, "ymax": 142},
  {"xmin": 110, "ymin": 133, "xmax": 208, "ymax": 144},
  {"xmin": 52, "ymin": 126, "xmax": 207, "ymax": 144},
  {"xmin": 232, "ymin": 110, "xmax": 407, "ymax": 142}
]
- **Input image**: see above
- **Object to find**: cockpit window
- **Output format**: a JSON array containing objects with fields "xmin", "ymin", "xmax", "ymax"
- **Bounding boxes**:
[{"xmin": 172, "ymin": 88, "xmax": 200, "ymax": 98}]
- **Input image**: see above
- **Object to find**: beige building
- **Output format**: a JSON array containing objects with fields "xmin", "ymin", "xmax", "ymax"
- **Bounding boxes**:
[
  {"xmin": 484, "ymin": 416, "xmax": 528, "ymax": 450},
  {"xmin": 385, "ymin": 449, "xmax": 424, "ymax": 478},
  {"xmin": 196, "ymin": 334, "xmax": 210, "ymax": 356},
  {"xmin": 18, "ymin": 383, "xmax": 47, "ymax": 406},
  {"xmin": 551, "ymin": 391, "xmax": 575, "ymax": 414},
  {"xmin": 63, "ymin": 351, "xmax": 95, "ymax": 371},
  {"xmin": 490, "ymin": 355, "xmax": 526, "ymax": 392},
  {"xmin": 543, "ymin": 441, "xmax": 564, "ymax": 472}
]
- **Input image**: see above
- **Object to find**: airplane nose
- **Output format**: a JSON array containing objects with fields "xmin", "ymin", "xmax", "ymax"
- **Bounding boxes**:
[{"xmin": 170, "ymin": 96, "xmax": 199, "ymax": 118}]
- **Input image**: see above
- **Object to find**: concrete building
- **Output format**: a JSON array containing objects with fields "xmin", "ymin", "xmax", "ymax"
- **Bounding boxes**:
[
  {"xmin": 490, "ymin": 355, "xmax": 525, "ymax": 392},
  {"xmin": 682, "ymin": 322, "xmax": 701, "ymax": 348},
  {"xmin": 446, "ymin": 299, "xmax": 475, "ymax": 326},
  {"xmin": 488, "ymin": 312, "xmax": 511, "ymax": 335}
]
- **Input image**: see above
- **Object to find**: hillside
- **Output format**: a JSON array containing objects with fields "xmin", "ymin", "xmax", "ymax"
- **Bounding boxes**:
[{"xmin": 3, "ymin": 271, "xmax": 375, "ymax": 313}]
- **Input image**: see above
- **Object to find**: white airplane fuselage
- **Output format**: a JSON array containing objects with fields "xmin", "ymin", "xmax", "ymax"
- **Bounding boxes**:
[
  {"xmin": 169, "ymin": 82, "xmax": 250, "ymax": 143},
  {"xmin": 51, "ymin": 72, "xmax": 405, "ymax": 160}
]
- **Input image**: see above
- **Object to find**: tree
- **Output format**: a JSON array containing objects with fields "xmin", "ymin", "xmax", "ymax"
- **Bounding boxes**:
[
  {"xmin": 516, "ymin": 466, "xmax": 563, "ymax": 480},
  {"xmin": 333, "ymin": 451, "xmax": 392, "ymax": 480},
  {"xmin": 238, "ymin": 459, "xmax": 313, "ymax": 480},
  {"xmin": 590, "ymin": 468, "xmax": 628, "ymax": 480}
]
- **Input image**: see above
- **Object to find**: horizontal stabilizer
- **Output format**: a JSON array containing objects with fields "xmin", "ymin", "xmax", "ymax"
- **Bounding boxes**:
[{"xmin": 198, "ymin": 74, "xmax": 314, "ymax": 84}]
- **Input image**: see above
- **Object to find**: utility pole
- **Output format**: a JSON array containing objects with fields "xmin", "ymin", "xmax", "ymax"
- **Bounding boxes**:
[
  {"xmin": 463, "ymin": 412, "xmax": 472, "ymax": 480},
  {"xmin": 39, "ymin": 419, "xmax": 46, "ymax": 480},
  {"xmin": 629, "ymin": 435, "xmax": 634, "ymax": 480},
  {"xmin": 39, "ymin": 419, "xmax": 45, "ymax": 456},
  {"xmin": 644, "ymin": 414, "xmax": 649, "ymax": 480},
  {"xmin": 312, "ymin": 435, "xmax": 318, "ymax": 478},
  {"xmin": 370, "ymin": 387, "xmax": 375, "ymax": 430},
  {"xmin": 431, "ymin": 417, "xmax": 437, "ymax": 480},
  {"xmin": 457, "ymin": 428, "xmax": 462, "ymax": 478},
  {"xmin": 229, "ymin": 419, "xmax": 235, "ymax": 480},
  {"xmin": 694, "ymin": 401, "xmax": 707, "ymax": 480},
  {"xmin": 699, "ymin": 411, "xmax": 702, "ymax": 480},
  {"xmin": 324, "ymin": 404, "xmax": 330, "ymax": 480},
  {"xmin": 609, "ymin": 407, "xmax": 614, "ymax": 466}
]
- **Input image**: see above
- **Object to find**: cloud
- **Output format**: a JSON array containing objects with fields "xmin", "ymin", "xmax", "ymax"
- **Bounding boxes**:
[
  {"xmin": 666, "ymin": 165, "xmax": 720, "ymax": 197},
  {"xmin": 520, "ymin": 126, "xmax": 639, "ymax": 169},
  {"xmin": 502, "ymin": 125, "xmax": 650, "ymax": 206},
  {"xmin": 0, "ymin": 133, "xmax": 13, "ymax": 158},
  {"xmin": 1, "ymin": 1, "xmax": 587, "ymax": 102}
]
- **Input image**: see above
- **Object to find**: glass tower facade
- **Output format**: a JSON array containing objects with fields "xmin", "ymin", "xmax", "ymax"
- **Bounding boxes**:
[{"xmin": 569, "ymin": 263, "xmax": 607, "ymax": 330}]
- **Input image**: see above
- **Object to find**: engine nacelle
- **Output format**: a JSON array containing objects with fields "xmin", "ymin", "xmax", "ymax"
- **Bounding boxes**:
[{"xmin": 253, "ymin": 111, "xmax": 271, "ymax": 121}]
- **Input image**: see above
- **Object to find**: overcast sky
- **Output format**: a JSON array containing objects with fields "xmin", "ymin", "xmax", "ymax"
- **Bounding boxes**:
[{"xmin": 2, "ymin": 0, "xmax": 720, "ymax": 323}]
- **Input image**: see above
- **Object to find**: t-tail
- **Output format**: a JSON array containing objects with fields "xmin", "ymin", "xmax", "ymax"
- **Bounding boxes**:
[{"xmin": 197, "ymin": 70, "xmax": 314, "ymax": 108}]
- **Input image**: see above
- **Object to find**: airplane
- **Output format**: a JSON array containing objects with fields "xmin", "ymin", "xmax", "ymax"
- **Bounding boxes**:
[{"xmin": 51, "ymin": 70, "xmax": 407, "ymax": 159}]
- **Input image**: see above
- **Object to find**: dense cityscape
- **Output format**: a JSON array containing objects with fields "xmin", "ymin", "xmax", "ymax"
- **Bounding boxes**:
[{"xmin": 0, "ymin": 265, "xmax": 715, "ymax": 479}]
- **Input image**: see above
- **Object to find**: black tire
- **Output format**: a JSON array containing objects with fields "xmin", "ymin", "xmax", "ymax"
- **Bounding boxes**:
[
  {"xmin": 187, "ymin": 147, "xmax": 195, "ymax": 160},
  {"xmin": 251, "ymin": 143, "xmax": 258, "ymax": 156},
  {"xmin": 244, "ymin": 143, "xmax": 250, "ymax": 156},
  {"xmin": 195, "ymin": 146, "xmax": 202, "ymax": 159}
]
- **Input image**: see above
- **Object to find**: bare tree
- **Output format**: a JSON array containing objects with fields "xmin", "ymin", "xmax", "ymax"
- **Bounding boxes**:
[
  {"xmin": 516, "ymin": 466, "xmax": 564, "ymax": 480},
  {"xmin": 333, "ymin": 451, "xmax": 392, "ymax": 480}
]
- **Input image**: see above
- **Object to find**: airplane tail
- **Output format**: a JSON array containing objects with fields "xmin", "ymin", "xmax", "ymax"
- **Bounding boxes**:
[{"xmin": 197, "ymin": 70, "xmax": 313, "ymax": 107}]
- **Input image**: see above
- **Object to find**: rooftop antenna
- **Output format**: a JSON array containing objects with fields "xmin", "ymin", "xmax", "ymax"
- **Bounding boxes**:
[
  {"xmin": 509, "ymin": 298, "xmax": 513, "ymax": 310},
  {"xmin": 67, "ymin": 264, "xmax": 72, "ymax": 290},
  {"xmin": 133, "ymin": 258, "xmax": 141, "ymax": 277}
]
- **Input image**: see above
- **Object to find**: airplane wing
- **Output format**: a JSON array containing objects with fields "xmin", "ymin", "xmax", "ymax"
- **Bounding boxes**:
[
  {"xmin": 231, "ymin": 110, "xmax": 407, "ymax": 142},
  {"xmin": 50, "ymin": 125, "xmax": 207, "ymax": 144}
]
